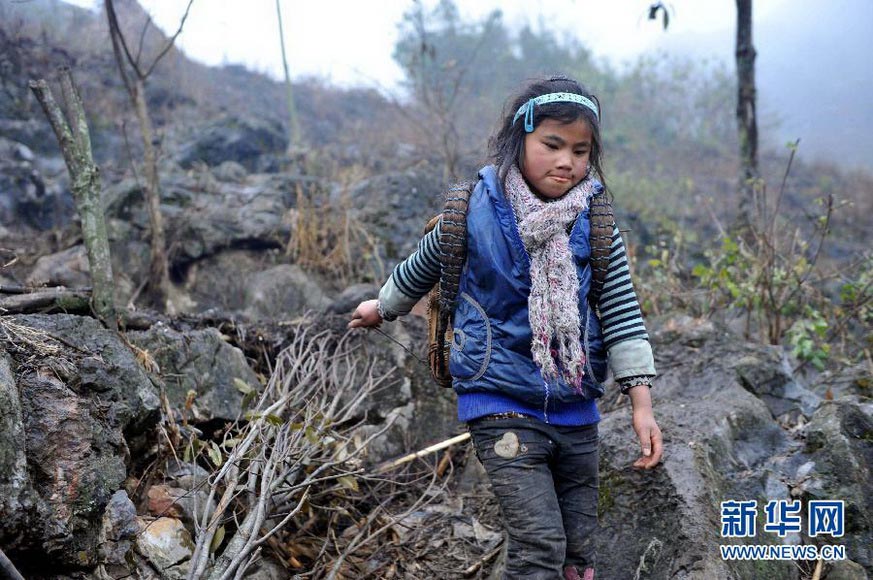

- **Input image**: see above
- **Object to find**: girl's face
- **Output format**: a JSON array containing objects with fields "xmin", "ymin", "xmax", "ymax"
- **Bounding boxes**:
[{"xmin": 521, "ymin": 118, "xmax": 593, "ymax": 199}]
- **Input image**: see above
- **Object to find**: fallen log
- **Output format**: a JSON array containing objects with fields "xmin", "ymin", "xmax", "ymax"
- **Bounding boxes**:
[
  {"xmin": 0, "ymin": 285, "xmax": 30, "ymax": 294},
  {"xmin": 0, "ymin": 287, "xmax": 91, "ymax": 315}
]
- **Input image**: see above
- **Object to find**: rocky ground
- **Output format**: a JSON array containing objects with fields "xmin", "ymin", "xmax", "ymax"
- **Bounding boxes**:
[
  {"xmin": 1, "ymin": 298, "xmax": 870, "ymax": 578},
  {"xmin": 1, "ymin": 107, "xmax": 871, "ymax": 580}
]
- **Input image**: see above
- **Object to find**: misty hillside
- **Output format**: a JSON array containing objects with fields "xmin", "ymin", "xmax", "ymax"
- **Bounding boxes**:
[
  {"xmin": 758, "ymin": 0, "xmax": 873, "ymax": 172},
  {"xmin": 0, "ymin": 0, "xmax": 399, "ymax": 166},
  {"xmin": 2, "ymin": 0, "xmax": 872, "ymax": 282},
  {"xmin": 656, "ymin": 0, "xmax": 873, "ymax": 172}
]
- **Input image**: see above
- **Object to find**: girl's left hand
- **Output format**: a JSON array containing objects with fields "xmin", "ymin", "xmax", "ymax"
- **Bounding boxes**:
[
  {"xmin": 632, "ymin": 409, "xmax": 663, "ymax": 469},
  {"xmin": 627, "ymin": 384, "xmax": 663, "ymax": 468}
]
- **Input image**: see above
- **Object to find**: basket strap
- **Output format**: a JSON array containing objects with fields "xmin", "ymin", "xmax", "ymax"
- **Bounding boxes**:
[
  {"xmin": 436, "ymin": 182, "xmax": 473, "ymax": 376},
  {"xmin": 588, "ymin": 191, "xmax": 615, "ymax": 307}
]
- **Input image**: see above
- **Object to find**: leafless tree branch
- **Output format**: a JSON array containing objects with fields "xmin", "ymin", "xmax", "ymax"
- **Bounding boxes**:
[
  {"xmin": 185, "ymin": 318, "xmax": 402, "ymax": 579},
  {"xmin": 144, "ymin": 0, "xmax": 194, "ymax": 78}
]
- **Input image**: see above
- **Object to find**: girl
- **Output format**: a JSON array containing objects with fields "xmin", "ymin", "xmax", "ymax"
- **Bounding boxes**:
[{"xmin": 349, "ymin": 76, "xmax": 662, "ymax": 580}]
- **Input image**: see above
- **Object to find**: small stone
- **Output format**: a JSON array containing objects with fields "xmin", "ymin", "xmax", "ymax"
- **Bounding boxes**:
[
  {"xmin": 135, "ymin": 517, "xmax": 194, "ymax": 571},
  {"xmin": 795, "ymin": 460, "xmax": 815, "ymax": 480},
  {"xmin": 147, "ymin": 485, "xmax": 184, "ymax": 518},
  {"xmin": 826, "ymin": 560, "xmax": 868, "ymax": 580}
]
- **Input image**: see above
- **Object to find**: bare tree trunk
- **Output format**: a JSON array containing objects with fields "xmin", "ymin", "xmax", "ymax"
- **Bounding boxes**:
[
  {"xmin": 29, "ymin": 70, "xmax": 117, "ymax": 330},
  {"xmin": 735, "ymin": 0, "xmax": 758, "ymax": 231},
  {"xmin": 275, "ymin": 0, "xmax": 301, "ymax": 156},
  {"xmin": 105, "ymin": 0, "xmax": 191, "ymax": 313},
  {"xmin": 132, "ymin": 76, "xmax": 171, "ymax": 311}
]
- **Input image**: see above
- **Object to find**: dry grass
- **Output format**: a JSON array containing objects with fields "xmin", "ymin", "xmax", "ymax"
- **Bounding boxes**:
[
  {"xmin": 285, "ymin": 173, "xmax": 384, "ymax": 286},
  {"xmin": 0, "ymin": 317, "xmax": 64, "ymax": 357}
]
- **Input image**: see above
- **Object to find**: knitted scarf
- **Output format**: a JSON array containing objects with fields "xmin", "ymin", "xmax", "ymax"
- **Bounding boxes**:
[{"xmin": 504, "ymin": 164, "xmax": 597, "ymax": 389}]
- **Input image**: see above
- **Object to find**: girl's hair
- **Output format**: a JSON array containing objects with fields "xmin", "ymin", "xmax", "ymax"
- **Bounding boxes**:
[{"xmin": 489, "ymin": 75, "xmax": 606, "ymax": 190}]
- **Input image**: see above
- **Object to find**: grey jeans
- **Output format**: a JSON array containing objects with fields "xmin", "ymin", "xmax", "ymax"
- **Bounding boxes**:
[{"xmin": 469, "ymin": 416, "xmax": 599, "ymax": 579}]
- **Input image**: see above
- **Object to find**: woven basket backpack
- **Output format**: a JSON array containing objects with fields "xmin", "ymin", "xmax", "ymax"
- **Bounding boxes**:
[{"xmin": 424, "ymin": 181, "xmax": 615, "ymax": 388}]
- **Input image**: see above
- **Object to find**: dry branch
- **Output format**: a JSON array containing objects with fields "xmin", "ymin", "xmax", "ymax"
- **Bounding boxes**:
[
  {"xmin": 374, "ymin": 432, "xmax": 471, "ymax": 474},
  {"xmin": 463, "ymin": 541, "xmax": 504, "ymax": 577},
  {"xmin": 0, "ymin": 287, "xmax": 90, "ymax": 315},
  {"xmin": 105, "ymin": 0, "xmax": 193, "ymax": 311},
  {"xmin": 0, "ymin": 547, "xmax": 25, "ymax": 580},
  {"xmin": 185, "ymin": 319, "xmax": 400, "ymax": 579}
]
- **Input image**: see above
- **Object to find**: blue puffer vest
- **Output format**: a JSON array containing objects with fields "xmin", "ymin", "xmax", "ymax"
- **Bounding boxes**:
[{"xmin": 450, "ymin": 166, "xmax": 608, "ymax": 411}]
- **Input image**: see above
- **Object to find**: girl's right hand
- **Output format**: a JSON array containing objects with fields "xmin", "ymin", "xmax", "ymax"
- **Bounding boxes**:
[{"xmin": 348, "ymin": 299, "xmax": 383, "ymax": 329}]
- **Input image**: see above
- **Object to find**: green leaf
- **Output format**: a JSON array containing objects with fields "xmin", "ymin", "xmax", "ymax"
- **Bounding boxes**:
[
  {"xmin": 210, "ymin": 525, "xmax": 225, "ymax": 554},
  {"xmin": 241, "ymin": 390, "xmax": 257, "ymax": 410},
  {"xmin": 233, "ymin": 377, "xmax": 254, "ymax": 395},
  {"xmin": 184, "ymin": 438, "xmax": 203, "ymax": 463},
  {"xmin": 208, "ymin": 442, "xmax": 223, "ymax": 467},
  {"xmin": 337, "ymin": 475, "xmax": 359, "ymax": 492},
  {"xmin": 265, "ymin": 414, "xmax": 284, "ymax": 426},
  {"xmin": 305, "ymin": 426, "xmax": 319, "ymax": 445}
]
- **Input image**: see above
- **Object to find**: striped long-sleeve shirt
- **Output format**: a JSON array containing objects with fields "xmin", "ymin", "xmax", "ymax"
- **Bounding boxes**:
[{"xmin": 378, "ymin": 219, "xmax": 656, "ymax": 382}]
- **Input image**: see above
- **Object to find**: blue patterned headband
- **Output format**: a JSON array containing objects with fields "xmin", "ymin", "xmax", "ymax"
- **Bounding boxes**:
[{"xmin": 512, "ymin": 92, "xmax": 599, "ymax": 133}]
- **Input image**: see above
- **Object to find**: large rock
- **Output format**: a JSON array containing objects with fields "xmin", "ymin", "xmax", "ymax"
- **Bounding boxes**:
[
  {"xmin": 181, "ymin": 248, "xmax": 273, "ymax": 313},
  {"xmin": 595, "ymin": 317, "xmax": 803, "ymax": 579},
  {"xmin": 19, "ymin": 370, "xmax": 128, "ymax": 565},
  {"xmin": 175, "ymin": 115, "xmax": 287, "ymax": 171},
  {"xmin": 7, "ymin": 314, "xmax": 160, "ymax": 436},
  {"xmin": 243, "ymin": 264, "xmax": 332, "ymax": 321},
  {"xmin": 26, "ymin": 244, "xmax": 91, "ymax": 288},
  {"xmin": 0, "ymin": 349, "xmax": 31, "ymax": 537},
  {"xmin": 126, "ymin": 324, "xmax": 259, "ymax": 423},
  {"xmin": 102, "ymin": 170, "xmax": 306, "ymax": 270},
  {"xmin": 0, "ymin": 136, "xmax": 71, "ymax": 230},
  {"xmin": 346, "ymin": 168, "xmax": 445, "ymax": 268},
  {"xmin": 0, "ymin": 314, "xmax": 160, "ymax": 568},
  {"xmin": 326, "ymin": 283, "xmax": 380, "ymax": 316},
  {"xmin": 25, "ymin": 241, "xmax": 149, "ymax": 309},
  {"xmin": 799, "ymin": 401, "xmax": 873, "ymax": 570},
  {"xmin": 582, "ymin": 317, "xmax": 871, "ymax": 579},
  {"xmin": 97, "ymin": 167, "xmax": 327, "ymax": 313},
  {"xmin": 164, "ymin": 175, "xmax": 292, "ymax": 265},
  {"xmin": 733, "ymin": 345, "xmax": 821, "ymax": 421}
]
